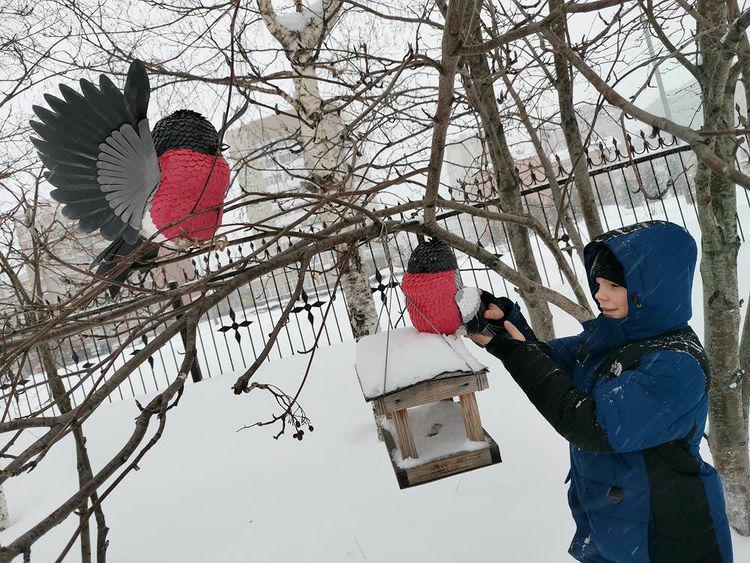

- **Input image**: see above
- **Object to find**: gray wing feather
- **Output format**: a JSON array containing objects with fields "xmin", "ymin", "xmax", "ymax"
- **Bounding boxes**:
[
  {"xmin": 96, "ymin": 120, "xmax": 159, "ymax": 231},
  {"xmin": 30, "ymin": 60, "xmax": 155, "ymax": 244}
]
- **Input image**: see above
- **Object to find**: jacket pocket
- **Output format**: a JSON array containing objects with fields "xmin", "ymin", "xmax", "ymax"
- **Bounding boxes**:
[
  {"xmin": 577, "ymin": 477, "xmax": 649, "ymax": 523},
  {"xmin": 577, "ymin": 478, "xmax": 651, "ymax": 562}
]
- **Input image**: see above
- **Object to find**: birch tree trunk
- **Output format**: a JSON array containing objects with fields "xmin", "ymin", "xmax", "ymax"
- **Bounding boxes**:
[
  {"xmin": 695, "ymin": 0, "xmax": 750, "ymax": 534},
  {"xmin": 460, "ymin": 17, "xmax": 555, "ymax": 340},
  {"xmin": 0, "ymin": 485, "xmax": 8, "ymax": 531},
  {"xmin": 258, "ymin": 0, "xmax": 379, "ymax": 339},
  {"xmin": 548, "ymin": 0, "xmax": 603, "ymax": 239}
]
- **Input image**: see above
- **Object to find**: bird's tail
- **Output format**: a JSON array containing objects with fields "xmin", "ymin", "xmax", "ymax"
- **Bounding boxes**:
[{"xmin": 92, "ymin": 237, "xmax": 158, "ymax": 297}]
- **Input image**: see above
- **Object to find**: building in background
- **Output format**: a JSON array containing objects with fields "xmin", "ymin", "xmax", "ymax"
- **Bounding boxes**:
[
  {"xmin": 9, "ymin": 201, "xmax": 105, "ymax": 301},
  {"xmin": 225, "ymin": 113, "xmax": 307, "ymax": 233}
]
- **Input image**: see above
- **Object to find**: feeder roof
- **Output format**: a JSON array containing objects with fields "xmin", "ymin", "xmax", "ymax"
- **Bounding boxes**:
[{"xmin": 355, "ymin": 326, "xmax": 486, "ymax": 400}]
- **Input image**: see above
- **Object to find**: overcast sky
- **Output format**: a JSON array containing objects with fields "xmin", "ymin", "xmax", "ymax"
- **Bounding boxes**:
[{"xmin": 0, "ymin": 0, "xmax": 717, "ymax": 210}]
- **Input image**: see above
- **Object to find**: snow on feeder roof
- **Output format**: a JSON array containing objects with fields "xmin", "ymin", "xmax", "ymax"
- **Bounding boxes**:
[{"xmin": 355, "ymin": 326, "xmax": 485, "ymax": 400}]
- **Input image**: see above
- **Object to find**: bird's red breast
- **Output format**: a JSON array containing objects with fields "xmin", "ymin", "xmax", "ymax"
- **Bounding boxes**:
[
  {"xmin": 149, "ymin": 148, "xmax": 231, "ymax": 241},
  {"xmin": 401, "ymin": 270, "xmax": 463, "ymax": 334}
]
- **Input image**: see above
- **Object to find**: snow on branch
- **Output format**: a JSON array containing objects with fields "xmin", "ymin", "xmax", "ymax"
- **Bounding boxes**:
[{"xmin": 258, "ymin": 0, "xmax": 344, "ymax": 51}]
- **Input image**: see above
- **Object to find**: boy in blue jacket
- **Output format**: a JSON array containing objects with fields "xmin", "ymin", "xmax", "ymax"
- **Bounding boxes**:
[{"xmin": 469, "ymin": 220, "xmax": 732, "ymax": 562}]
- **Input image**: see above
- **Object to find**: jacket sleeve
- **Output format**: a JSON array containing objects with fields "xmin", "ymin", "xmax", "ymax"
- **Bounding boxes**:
[
  {"xmin": 486, "ymin": 295, "xmax": 580, "ymax": 366},
  {"xmin": 544, "ymin": 335, "xmax": 582, "ymax": 375},
  {"xmin": 485, "ymin": 338, "xmax": 706, "ymax": 454}
]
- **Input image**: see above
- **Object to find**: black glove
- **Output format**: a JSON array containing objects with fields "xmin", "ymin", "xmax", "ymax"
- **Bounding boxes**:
[
  {"xmin": 465, "ymin": 291, "xmax": 512, "ymax": 341},
  {"xmin": 465, "ymin": 291, "xmax": 538, "ymax": 343}
]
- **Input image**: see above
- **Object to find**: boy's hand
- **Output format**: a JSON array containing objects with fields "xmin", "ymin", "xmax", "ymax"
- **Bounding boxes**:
[
  {"xmin": 468, "ymin": 305, "xmax": 526, "ymax": 346},
  {"xmin": 502, "ymin": 321, "xmax": 526, "ymax": 341}
]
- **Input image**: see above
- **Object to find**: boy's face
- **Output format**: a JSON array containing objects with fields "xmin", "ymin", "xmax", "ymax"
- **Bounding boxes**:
[{"xmin": 594, "ymin": 277, "xmax": 629, "ymax": 318}]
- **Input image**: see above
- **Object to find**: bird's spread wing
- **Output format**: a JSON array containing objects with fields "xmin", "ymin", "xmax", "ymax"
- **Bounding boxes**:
[
  {"xmin": 97, "ymin": 120, "xmax": 160, "ymax": 229},
  {"xmin": 30, "ymin": 60, "xmax": 159, "ymax": 244}
]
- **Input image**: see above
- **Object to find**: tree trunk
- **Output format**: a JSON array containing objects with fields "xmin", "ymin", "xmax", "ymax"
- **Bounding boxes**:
[
  {"xmin": 730, "ymin": 0, "xmax": 750, "ymax": 430},
  {"xmin": 292, "ymin": 63, "xmax": 379, "ymax": 339},
  {"xmin": 337, "ymin": 242, "xmax": 379, "ymax": 339},
  {"xmin": 39, "ymin": 344, "xmax": 109, "ymax": 560},
  {"xmin": 695, "ymin": 0, "xmax": 750, "ymax": 532},
  {"xmin": 698, "ymin": 156, "xmax": 750, "ymax": 534},
  {"xmin": 257, "ymin": 1, "xmax": 379, "ymax": 340},
  {"xmin": 0, "ymin": 485, "xmax": 8, "ymax": 532},
  {"xmin": 549, "ymin": 0, "xmax": 604, "ymax": 239},
  {"xmin": 501, "ymin": 74, "xmax": 586, "ymax": 264},
  {"xmin": 460, "ymin": 19, "xmax": 555, "ymax": 340}
]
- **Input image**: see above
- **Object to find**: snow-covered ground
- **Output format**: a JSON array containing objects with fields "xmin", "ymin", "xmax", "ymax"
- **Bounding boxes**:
[
  {"xmin": 4, "ymin": 314, "xmax": 750, "ymax": 560},
  {"xmin": 3, "ymin": 328, "xmax": 750, "ymax": 562},
  {"xmin": 2, "ymin": 192, "xmax": 750, "ymax": 561}
]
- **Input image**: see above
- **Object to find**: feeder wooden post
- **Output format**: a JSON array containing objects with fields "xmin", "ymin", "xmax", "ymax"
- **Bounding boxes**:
[
  {"xmin": 373, "ymin": 409, "xmax": 386, "ymax": 442},
  {"xmin": 392, "ymin": 409, "xmax": 418, "ymax": 459},
  {"xmin": 372, "ymin": 408, "xmax": 394, "ymax": 443},
  {"xmin": 459, "ymin": 393, "xmax": 483, "ymax": 441}
]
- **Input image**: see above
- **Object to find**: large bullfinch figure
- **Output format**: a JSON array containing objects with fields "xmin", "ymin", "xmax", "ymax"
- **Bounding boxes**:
[
  {"xmin": 400, "ymin": 239, "xmax": 465, "ymax": 334},
  {"xmin": 29, "ymin": 60, "xmax": 231, "ymax": 294}
]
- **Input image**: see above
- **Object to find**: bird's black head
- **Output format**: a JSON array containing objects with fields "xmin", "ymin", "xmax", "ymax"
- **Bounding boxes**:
[
  {"xmin": 152, "ymin": 109, "xmax": 221, "ymax": 157},
  {"xmin": 406, "ymin": 238, "xmax": 458, "ymax": 274}
]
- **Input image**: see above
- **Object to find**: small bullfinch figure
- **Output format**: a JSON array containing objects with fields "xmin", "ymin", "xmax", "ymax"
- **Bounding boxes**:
[
  {"xmin": 400, "ymin": 238, "xmax": 496, "ymax": 335},
  {"xmin": 400, "ymin": 239, "xmax": 465, "ymax": 334},
  {"xmin": 30, "ymin": 60, "xmax": 231, "ymax": 294}
]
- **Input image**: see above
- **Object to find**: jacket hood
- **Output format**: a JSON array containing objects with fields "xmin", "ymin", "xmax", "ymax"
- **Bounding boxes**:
[{"xmin": 582, "ymin": 220, "xmax": 697, "ymax": 344}]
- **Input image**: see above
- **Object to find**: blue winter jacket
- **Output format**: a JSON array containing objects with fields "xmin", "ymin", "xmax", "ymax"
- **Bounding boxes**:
[{"xmin": 486, "ymin": 221, "xmax": 733, "ymax": 562}]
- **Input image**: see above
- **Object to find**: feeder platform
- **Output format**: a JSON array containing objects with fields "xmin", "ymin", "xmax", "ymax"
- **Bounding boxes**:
[
  {"xmin": 355, "ymin": 327, "xmax": 502, "ymax": 489},
  {"xmin": 369, "ymin": 369, "xmax": 501, "ymax": 489}
]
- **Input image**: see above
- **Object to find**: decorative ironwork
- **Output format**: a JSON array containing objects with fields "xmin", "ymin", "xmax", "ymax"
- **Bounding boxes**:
[
  {"xmin": 291, "ymin": 290, "xmax": 326, "ymax": 326},
  {"xmin": 217, "ymin": 306, "xmax": 253, "ymax": 343},
  {"xmin": 131, "ymin": 334, "xmax": 155, "ymax": 369},
  {"xmin": 4, "ymin": 134, "xmax": 750, "ymax": 418},
  {"xmin": 70, "ymin": 344, "xmax": 93, "ymax": 369},
  {"xmin": 370, "ymin": 269, "xmax": 399, "ymax": 304}
]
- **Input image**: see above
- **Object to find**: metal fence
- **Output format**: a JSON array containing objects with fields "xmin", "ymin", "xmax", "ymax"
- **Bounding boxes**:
[{"xmin": 4, "ymin": 133, "xmax": 750, "ymax": 419}]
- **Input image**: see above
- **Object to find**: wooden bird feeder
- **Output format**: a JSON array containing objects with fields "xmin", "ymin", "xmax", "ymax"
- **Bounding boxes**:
[{"xmin": 356, "ymin": 328, "xmax": 502, "ymax": 489}]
